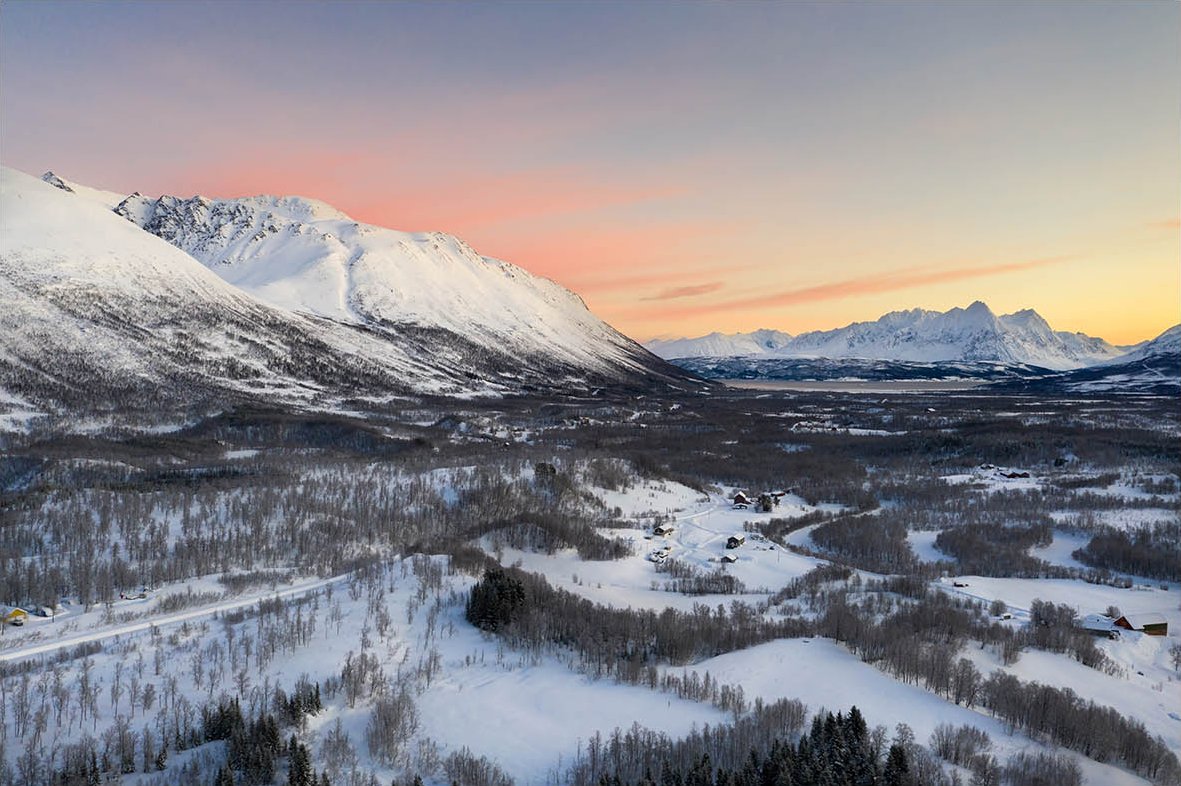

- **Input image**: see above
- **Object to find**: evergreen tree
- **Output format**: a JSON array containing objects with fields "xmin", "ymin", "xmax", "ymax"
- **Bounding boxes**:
[
  {"xmin": 465, "ymin": 568, "xmax": 527, "ymax": 632},
  {"xmin": 882, "ymin": 744, "xmax": 909, "ymax": 786}
]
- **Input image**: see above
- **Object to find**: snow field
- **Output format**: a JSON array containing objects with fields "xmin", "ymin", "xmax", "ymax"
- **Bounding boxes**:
[
  {"xmin": 0, "ymin": 556, "xmax": 725, "ymax": 785},
  {"xmin": 674, "ymin": 638, "xmax": 1154, "ymax": 786},
  {"xmin": 491, "ymin": 484, "xmax": 831, "ymax": 612}
]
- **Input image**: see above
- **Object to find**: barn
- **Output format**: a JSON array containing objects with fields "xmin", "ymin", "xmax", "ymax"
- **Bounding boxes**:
[{"xmin": 1113, "ymin": 613, "xmax": 1168, "ymax": 636}]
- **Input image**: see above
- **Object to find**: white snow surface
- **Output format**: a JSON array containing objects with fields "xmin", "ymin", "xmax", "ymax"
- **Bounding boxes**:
[
  {"xmin": 646, "ymin": 329, "xmax": 794, "ymax": 359},
  {"xmin": 678, "ymin": 638, "xmax": 1153, "ymax": 786},
  {"xmin": 0, "ymin": 167, "xmax": 455, "ymax": 399},
  {"xmin": 112, "ymin": 187, "xmax": 646, "ymax": 372},
  {"xmin": 0, "ymin": 166, "xmax": 681, "ymax": 418},
  {"xmin": 647, "ymin": 301, "xmax": 1126, "ymax": 370}
]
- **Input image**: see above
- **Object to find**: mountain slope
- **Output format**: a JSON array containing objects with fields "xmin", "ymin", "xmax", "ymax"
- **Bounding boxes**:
[
  {"xmin": 0, "ymin": 168, "xmax": 448, "ymax": 415},
  {"xmin": 0, "ymin": 168, "xmax": 696, "ymax": 424},
  {"xmin": 1102, "ymin": 324, "xmax": 1181, "ymax": 366},
  {"xmin": 986, "ymin": 324, "xmax": 1181, "ymax": 396},
  {"xmin": 111, "ymin": 190, "xmax": 661, "ymax": 377},
  {"xmin": 647, "ymin": 302, "xmax": 1125, "ymax": 370}
]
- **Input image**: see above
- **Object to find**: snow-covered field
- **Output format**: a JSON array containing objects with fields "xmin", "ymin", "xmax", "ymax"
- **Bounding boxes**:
[
  {"xmin": 0, "ymin": 558, "xmax": 726, "ymax": 786},
  {"xmin": 2, "ymin": 439, "xmax": 1178, "ymax": 785},
  {"xmin": 677, "ymin": 639, "xmax": 1154, "ymax": 786}
]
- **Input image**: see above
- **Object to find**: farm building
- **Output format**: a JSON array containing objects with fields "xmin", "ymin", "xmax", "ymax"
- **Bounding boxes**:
[
  {"xmin": 726, "ymin": 534, "xmax": 746, "ymax": 549},
  {"xmin": 732, "ymin": 492, "xmax": 751, "ymax": 509},
  {"xmin": 1079, "ymin": 614, "xmax": 1119, "ymax": 639},
  {"xmin": 2, "ymin": 607, "xmax": 28, "ymax": 626},
  {"xmin": 1114, "ymin": 613, "xmax": 1168, "ymax": 636}
]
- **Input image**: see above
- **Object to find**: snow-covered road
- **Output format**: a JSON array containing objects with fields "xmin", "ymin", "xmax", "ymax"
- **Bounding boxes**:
[{"xmin": 0, "ymin": 574, "xmax": 346, "ymax": 664}]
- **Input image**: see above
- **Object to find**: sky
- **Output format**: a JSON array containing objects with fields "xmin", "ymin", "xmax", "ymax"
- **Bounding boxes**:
[{"xmin": 1, "ymin": 1, "xmax": 1177, "ymax": 344}]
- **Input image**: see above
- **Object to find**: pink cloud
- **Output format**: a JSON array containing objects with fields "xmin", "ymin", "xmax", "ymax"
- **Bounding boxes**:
[
  {"xmin": 632, "ymin": 255, "xmax": 1074, "ymax": 320},
  {"xmin": 641, "ymin": 282, "xmax": 724, "ymax": 301}
]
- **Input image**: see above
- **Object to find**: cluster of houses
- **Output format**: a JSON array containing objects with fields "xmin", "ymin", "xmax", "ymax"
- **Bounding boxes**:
[
  {"xmin": 732, "ymin": 490, "xmax": 788, "ymax": 512},
  {"xmin": 2, "ymin": 603, "xmax": 66, "ymax": 626},
  {"xmin": 977, "ymin": 463, "xmax": 1031, "ymax": 479},
  {"xmin": 1079, "ymin": 612, "xmax": 1168, "ymax": 639}
]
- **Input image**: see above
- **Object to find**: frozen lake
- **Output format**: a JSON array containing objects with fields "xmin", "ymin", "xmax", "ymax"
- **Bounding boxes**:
[{"xmin": 724, "ymin": 379, "xmax": 988, "ymax": 392}]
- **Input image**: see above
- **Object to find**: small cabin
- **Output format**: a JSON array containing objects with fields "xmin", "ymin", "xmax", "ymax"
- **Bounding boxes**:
[
  {"xmin": 653, "ymin": 524, "xmax": 675, "ymax": 536},
  {"xmin": 2, "ymin": 608, "xmax": 28, "ymax": 626},
  {"xmin": 732, "ymin": 492, "xmax": 751, "ymax": 509},
  {"xmin": 720, "ymin": 554, "xmax": 738, "ymax": 564},
  {"xmin": 1114, "ymin": 613, "xmax": 1168, "ymax": 636},
  {"xmin": 726, "ymin": 534, "xmax": 746, "ymax": 549},
  {"xmin": 1079, "ymin": 614, "xmax": 1119, "ymax": 639}
]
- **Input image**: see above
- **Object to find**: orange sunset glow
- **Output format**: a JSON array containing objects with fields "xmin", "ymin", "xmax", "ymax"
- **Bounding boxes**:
[{"xmin": 2, "ymin": 1, "xmax": 1177, "ymax": 345}]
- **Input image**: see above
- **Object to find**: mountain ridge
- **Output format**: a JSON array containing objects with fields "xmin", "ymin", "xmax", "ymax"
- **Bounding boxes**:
[
  {"xmin": 0, "ymin": 167, "xmax": 698, "ymax": 428},
  {"xmin": 647, "ymin": 301, "xmax": 1130, "ymax": 370}
]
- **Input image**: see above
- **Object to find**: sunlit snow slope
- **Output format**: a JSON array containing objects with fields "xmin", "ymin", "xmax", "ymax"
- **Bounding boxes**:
[
  {"xmin": 0, "ymin": 168, "xmax": 695, "ymax": 419},
  {"xmin": 112, "ymin": 188, "xmax": 659, "ymax": 376},
  {"xmin": 649, "ymin": 301, "xmax": 1125, "ymax": 370}
]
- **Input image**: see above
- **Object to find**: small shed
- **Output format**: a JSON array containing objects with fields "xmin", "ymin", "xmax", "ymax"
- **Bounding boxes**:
[
  {"xmin": 726, "ymin": 534, "xmax": 746, "ymax": 549},
  {"xmin": 3, "ymin": 607, "xmax": 28, "ymax": 626},
  {"xmin": 1114, "ymin": 613, "xmax": 1168, "ymax": 636}
]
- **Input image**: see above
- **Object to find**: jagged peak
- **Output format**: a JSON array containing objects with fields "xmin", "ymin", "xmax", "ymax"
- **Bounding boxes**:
[
  {"xmin": 41, "ymin": 171, "xmax": 75, "ymax": 193},
  {"xmin": 37, "ymin": 169, "xmax": 129, "ymax": 209},
  {"xmin": 647, "ymin": 301, "xmax": 1124, "ymax": 369}
]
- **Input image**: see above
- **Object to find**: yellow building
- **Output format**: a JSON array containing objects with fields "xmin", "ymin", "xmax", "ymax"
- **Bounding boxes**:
[{"xmin": 2, "ymin": 607, "xmax": 28, "ymax": 626}]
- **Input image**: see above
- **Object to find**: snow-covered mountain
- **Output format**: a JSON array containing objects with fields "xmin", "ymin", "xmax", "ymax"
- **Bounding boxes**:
[
  {"xmin": 1103, "ymin": 324, "xmax": 1181, "ymax": 365},
  {"xmin": 111, "ymin": 188, "xmax": 647, "ymax": 374},
  {"xmin": 645, "ymin": 329, "xmax": 793, "ymax": 359},
  {"xmin": 647, "ymin": 302, "xmax": 1126, "ymax": 370},
  {"xmin": 989, "ymin": 324, "xmax": 1180, "ymax": 396},
  {"xmin": 0, "ymin": 168, "xmax": 695, "ymax": 422}
]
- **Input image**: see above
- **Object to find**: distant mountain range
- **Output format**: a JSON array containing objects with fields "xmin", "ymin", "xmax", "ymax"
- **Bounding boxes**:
[
  {"xmin": 650, "ymin": 307, "xmax": 1179, "ymax": 393},
  {"xmin": 0, "ymin": 168, "xmax": 697, "ymax": 427},
  {"xmin": 646, "ymin": 302, "xmax": 1131, "ymax": 370}
]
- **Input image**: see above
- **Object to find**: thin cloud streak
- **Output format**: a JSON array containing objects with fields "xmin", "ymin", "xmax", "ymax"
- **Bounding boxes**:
[
  {"xmin": 1147, "ymin": 218, "xmax": 1180, "ymax": 231},
  {"xmin": 641, "ymin": 256, "xmax": 1074, "ymax": 320},
  {"xmin": 641, "ymin": 282, "xmax": 724, "ymax": 301}
]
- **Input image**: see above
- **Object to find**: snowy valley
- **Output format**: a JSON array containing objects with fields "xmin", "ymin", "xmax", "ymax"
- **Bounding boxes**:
[
  {"xmin": 1, "ymin": 388, "xmax": 1178, "ymax": 786},
  {"xmin": 0, "ymin": 170, "xmax": 1178, "ymax": 786}
]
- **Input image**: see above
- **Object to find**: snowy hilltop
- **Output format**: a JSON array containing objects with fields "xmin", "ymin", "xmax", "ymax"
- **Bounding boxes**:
[{"xmin": 647, "ymin": 301, "xmax": 1127, "ymax": 370}]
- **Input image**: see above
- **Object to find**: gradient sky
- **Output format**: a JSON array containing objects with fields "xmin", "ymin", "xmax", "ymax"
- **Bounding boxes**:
[{"xmin": 2, "ymin": 1, "xmax": 1177, "ymax": 344}]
